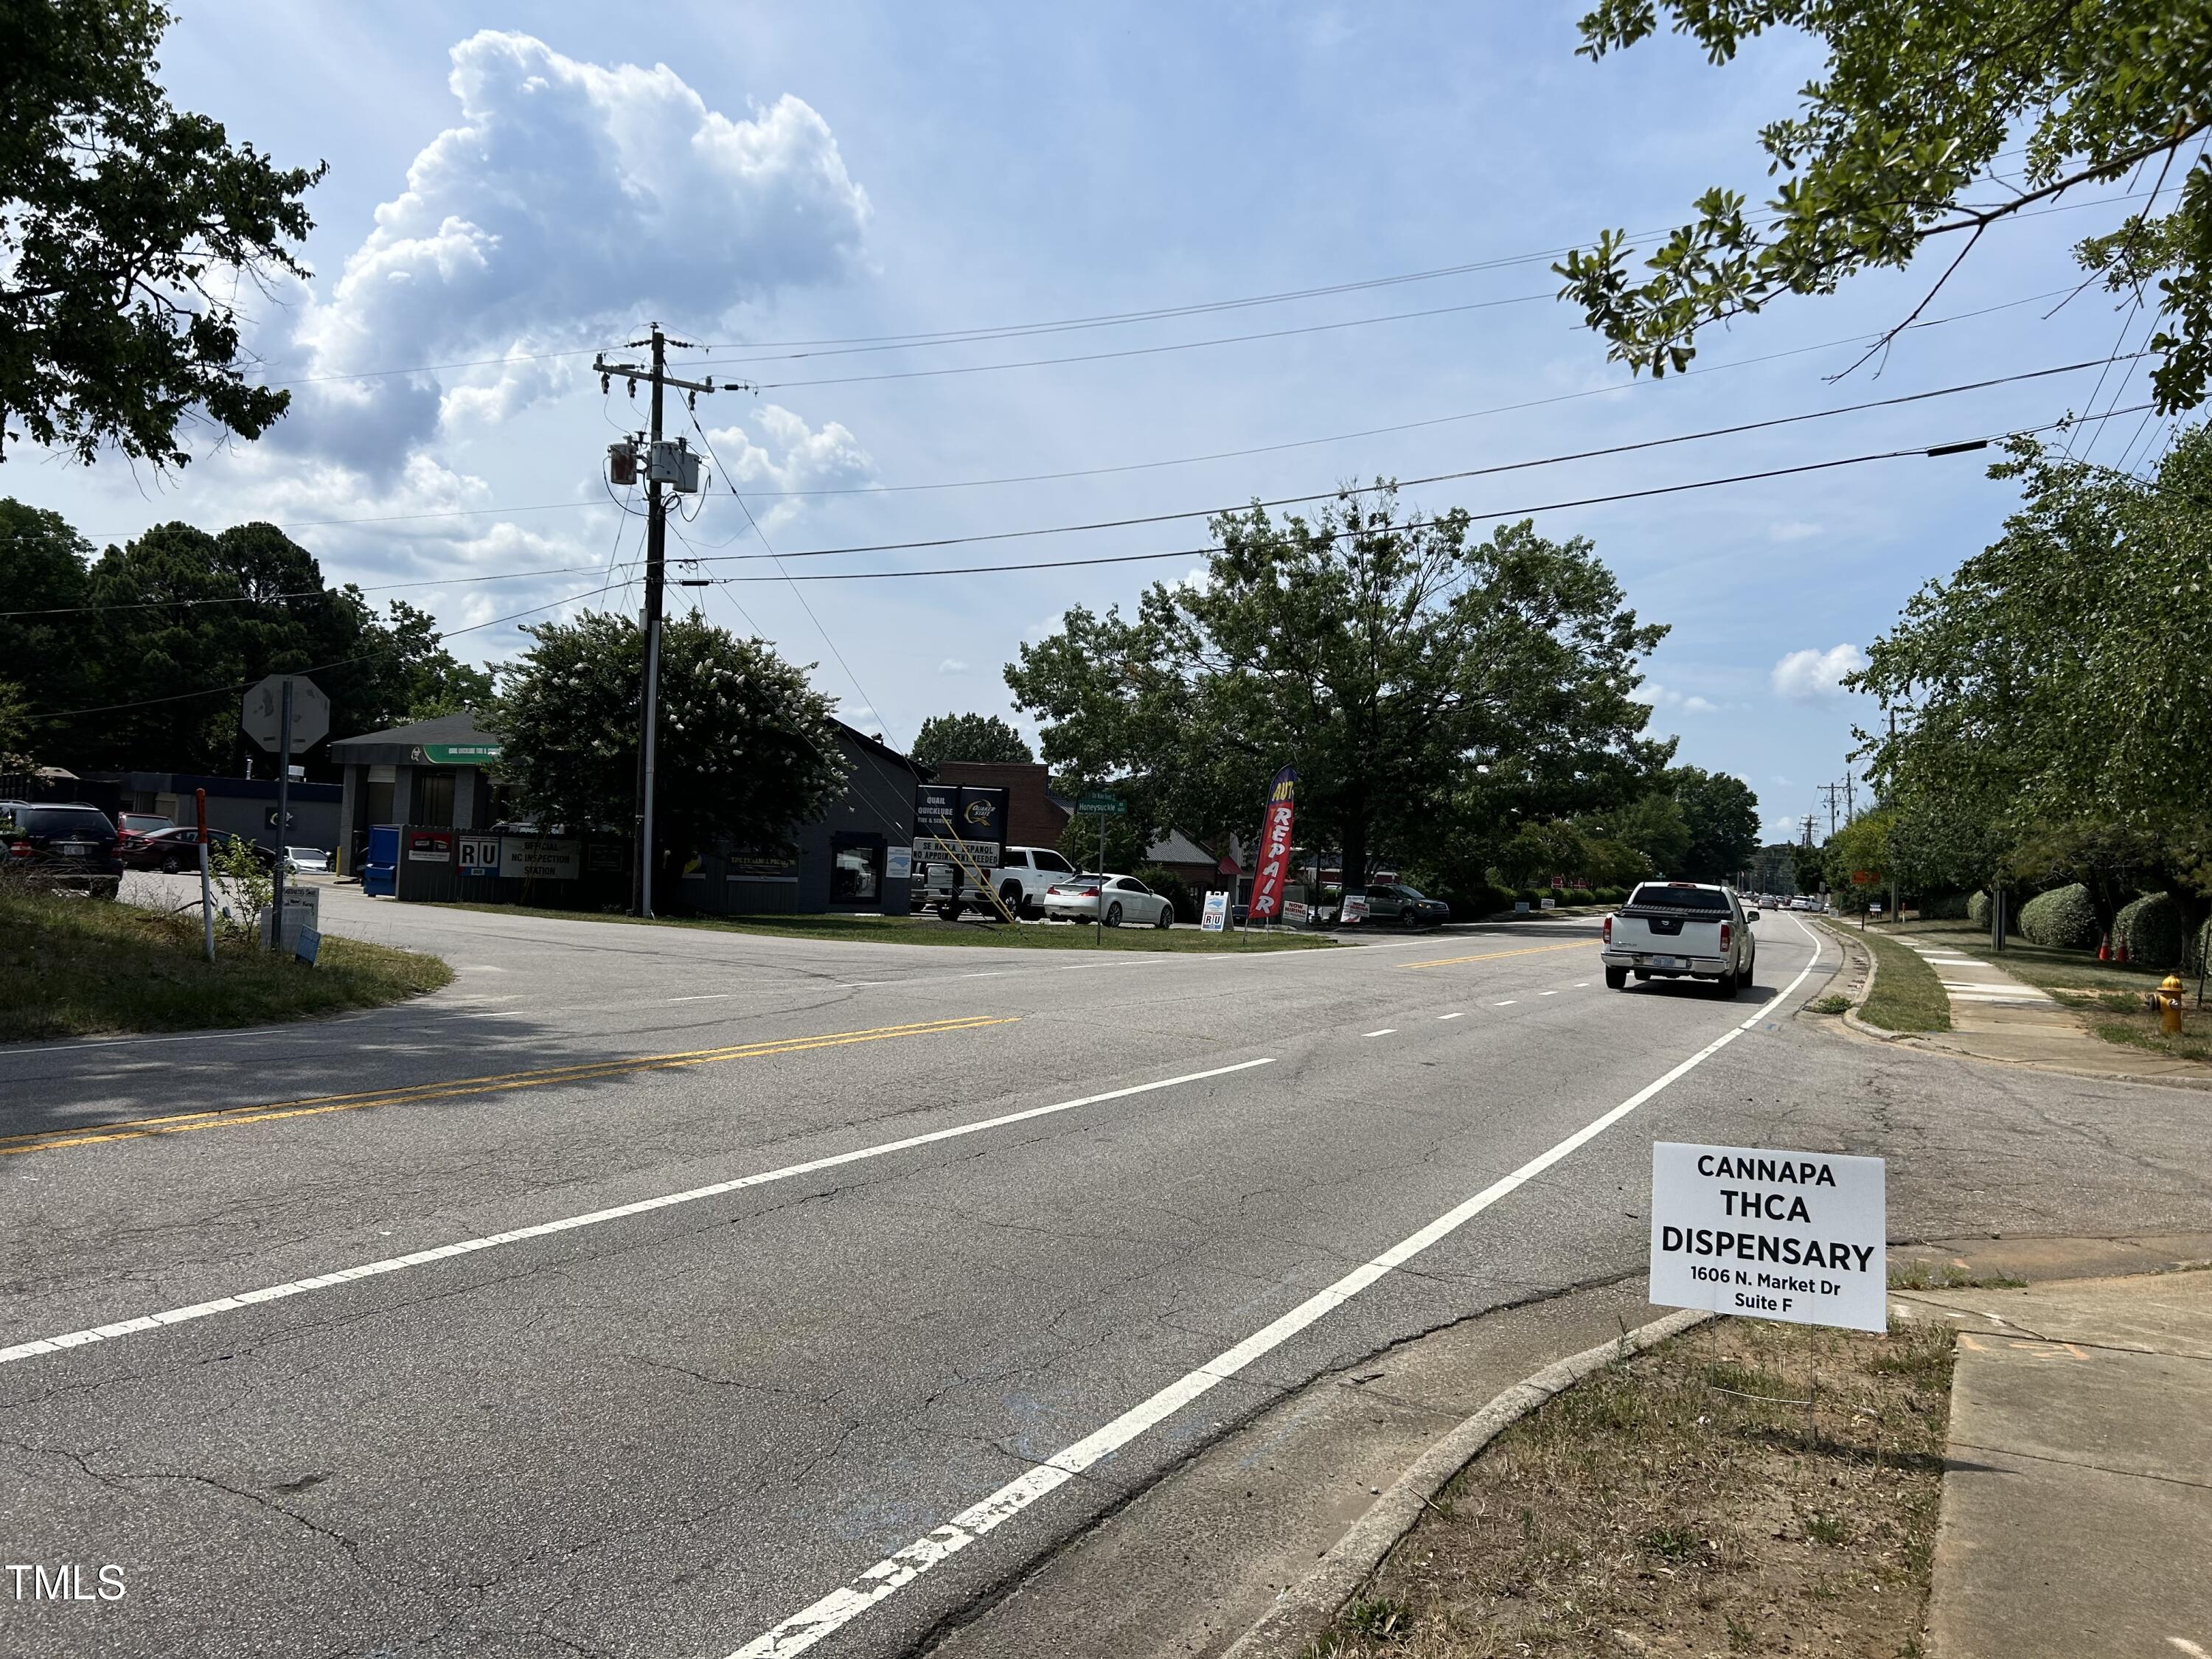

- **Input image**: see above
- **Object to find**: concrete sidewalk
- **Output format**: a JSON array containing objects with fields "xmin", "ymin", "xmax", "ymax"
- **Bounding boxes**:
[
  {"xmin": 1882, "ymin": 931, "xmax": 2209, "ymax": 1084},
  {"xmin": 1899, "ymin": 1270, "xmax": 2212, "ymax": 1658}
]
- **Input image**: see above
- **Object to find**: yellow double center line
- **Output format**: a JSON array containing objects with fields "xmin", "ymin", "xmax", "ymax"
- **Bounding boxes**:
[
  {"xmin": 0, "ymin": 1015, "xmax": 1018, "ymax": 1159},
  {"xmin": 1402, "ymin": 941, "xmax": 1590, "ymax": 970}
]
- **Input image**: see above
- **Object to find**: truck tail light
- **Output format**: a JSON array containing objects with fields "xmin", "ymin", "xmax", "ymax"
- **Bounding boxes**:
[
  {"xmin": 1719, "ymin": 922, "xmax": 1732, "ymax": 951},
  {"xmin": 1602, "ymin": 915, "xmax": 1612, "ymax": 944},
  {"xmin": 8, "ymin": 840, "xmax": 29, "ymax": 858}
]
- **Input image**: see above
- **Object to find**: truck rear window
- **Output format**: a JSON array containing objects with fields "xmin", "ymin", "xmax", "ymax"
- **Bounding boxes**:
[{"xmin": 1627, "ymin": 884, "xmax": 1728, "ymax": 912}]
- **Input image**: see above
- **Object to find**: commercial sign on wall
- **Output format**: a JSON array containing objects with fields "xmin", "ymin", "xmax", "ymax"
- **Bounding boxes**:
[
  {"xmin": 406, "ymin": 830, "xmax": 453, "ymax": 863},
  {"xmin": 885, "ymin": 846, "xmax": 913, "ymax": 883},
  {"xmin": 457, "ymin": 836, "xmax": 499, "ymax": 876},
  {"xmin": 913, "ymin": 785, "xmax": 1007, "ymax": 869},
  {"xmin": 728, "ymin": 853, "xmax": 800, "ymax": 883},
  {"xmin": 1648, "ymin": 1142, "xmax": 1887, "ymax": 1332},
  {"xmin": 499, "ymin": 838, "xmax": 582, "ymax": 880}
]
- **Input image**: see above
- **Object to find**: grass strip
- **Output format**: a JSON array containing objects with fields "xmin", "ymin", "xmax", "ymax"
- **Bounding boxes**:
[
  {"xmin": 1882, "ymin": 920, "xmax": 2182, "ymax": 997},
  {"xmin": 430, "ymin": 902, "xmax": 1335, "ymax": 951},
  {"xmin": 1315, "ymin": 1314, "xmax": 1955, "ymax": 1658},
  {"xmin": 0, "ymin": 891, "xmax": 451, "ymax": 1044},
  {"xmin": 1829, "ymin": 922, "xmax": 1952, "ymax": 1032}
]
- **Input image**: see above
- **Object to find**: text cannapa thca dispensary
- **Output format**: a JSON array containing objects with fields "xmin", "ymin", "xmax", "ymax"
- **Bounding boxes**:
[{"xmin": 1648, "ymin": 1143, "xmax": 1887, "ymax": 1332}]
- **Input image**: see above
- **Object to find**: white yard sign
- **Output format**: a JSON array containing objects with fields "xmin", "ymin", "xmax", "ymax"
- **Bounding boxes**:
[{"xmin": 1649, "ymin": 1142, "xmax": 1887, "ymax": 1332}]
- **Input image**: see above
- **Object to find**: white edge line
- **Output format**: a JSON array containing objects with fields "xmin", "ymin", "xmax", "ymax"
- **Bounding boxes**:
[
  {"xmin": 723, "ymin": 924, "xmax": 1828, "ymax": 1659},
  {"xmin": 0, "ymin": 1058, "xmax": 1278, "ymax": 1370}
]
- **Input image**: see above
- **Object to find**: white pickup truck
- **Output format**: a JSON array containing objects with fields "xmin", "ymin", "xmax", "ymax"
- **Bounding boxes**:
[
  {"xmin": 916, "ymin": 844, "xmax": 1079, "ymax": 920},
  {"xmin": 1600, "ymin": 880, "xmax": 1758, "ymax": 995}
]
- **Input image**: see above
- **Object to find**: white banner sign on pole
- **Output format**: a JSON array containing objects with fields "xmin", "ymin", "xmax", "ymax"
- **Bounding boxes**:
[{"xmin": 1649, "ymin": 1141, "xmax": 1887, "ymax": 1332}]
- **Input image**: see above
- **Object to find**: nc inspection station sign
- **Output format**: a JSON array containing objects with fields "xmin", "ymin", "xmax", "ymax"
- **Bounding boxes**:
[{"xmin": 1649, "ymin": 1142, "xmax": 1887, "ymax": 1332}]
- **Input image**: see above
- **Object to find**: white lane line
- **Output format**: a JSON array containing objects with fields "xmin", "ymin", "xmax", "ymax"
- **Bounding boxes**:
[
  {"xmin": 0, "ymin": 1059, "xmax": 1277, "ymax": 1370},
  {"xmin": 723, "ymin": 922, "xmax": 1829, "ymax": 1659},
  {"xmin": 1363, "ymin": 1029, "xmax": 1397, "ymax": 1038},
  {"xmin": 669, "ymin": 993, "xmax": 734, "ymax": 1003},
  {"xmin": 1540, "ymin": 990, "xmax": 1559, "ymax": 996},
  {"xmin": 1492, "ymin": 999, "xmax": 1517, "ymax": 1006},
  {"xmin": 1573, "ymin": 982, "xmax": 1590, "ymax": 987},
  {"xmin": 1436, "ymin": 1012, "xmax": 1464, "ymax": 1021}
]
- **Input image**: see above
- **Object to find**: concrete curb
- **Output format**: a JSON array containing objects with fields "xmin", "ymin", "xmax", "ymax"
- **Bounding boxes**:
[
  {"xmin": 1827, "ymin": 925, "xmax": 1921, "ymax": 1044},
  {"xmin": 1220, "ymin": 1307, "xmax": 1711, "ymax": 1659}
]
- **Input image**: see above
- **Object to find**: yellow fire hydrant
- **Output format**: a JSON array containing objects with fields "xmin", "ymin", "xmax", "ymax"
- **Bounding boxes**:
[{"xmin": 2158, "ymin": 973, "xmax": 2186, "ymax": 1035}]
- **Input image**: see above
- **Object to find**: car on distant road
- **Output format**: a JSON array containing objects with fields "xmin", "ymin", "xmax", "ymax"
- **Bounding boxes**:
[
  {"xmin": 1358, "ymin": 881, "xmax": 1452, "ymax": 929},
  {"xmin": 1042, "ymin": 872, "xmax": 1175, "ymax": 928},
  {"xmin": 286, "ymin": 845, "xmax": 333, "ymax": 874},
  {"xmin": 1, "ymin": 800, "xmax": 124, "ymax": 898},
  {"xmin": 1600, "ymin": 880, "xmax": 1756, "ymax": 995}
]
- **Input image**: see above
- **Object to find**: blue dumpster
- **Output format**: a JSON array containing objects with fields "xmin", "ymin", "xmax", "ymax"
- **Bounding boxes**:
[{"xmin": 363, "ymin": 824, "xmax": 400, "ymax": 897}]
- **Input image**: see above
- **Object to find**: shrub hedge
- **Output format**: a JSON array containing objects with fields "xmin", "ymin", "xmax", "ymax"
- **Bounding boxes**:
[
  {"xmin": 2115, "ymin": 891, "xmax": 2187, "ymax": 967},
  {"xmin": 1134, "ymin": 865, "xmax": 1196, "ymax": 923},
  {"xmin": 2019, "ymin": 883, "xmax": 2101, "ymax": 950}
]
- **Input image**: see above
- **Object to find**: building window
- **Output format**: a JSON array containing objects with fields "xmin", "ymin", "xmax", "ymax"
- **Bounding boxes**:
[{"xmin": 831, "ymin": 842, "xmax": 880, "ymax": 903}]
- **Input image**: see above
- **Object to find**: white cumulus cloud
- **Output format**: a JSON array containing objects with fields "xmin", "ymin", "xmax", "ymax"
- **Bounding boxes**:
[
  {"xmin": 1771, "ymin": 644, "xmax": 1869, "ymax": 701},
  {"xmin": 936, "ymin": 658, "xmax": 970, "ymax": 675},
  {"xmin": 275, "ymin": 31, "xmax": 871, "ymax": 473}
]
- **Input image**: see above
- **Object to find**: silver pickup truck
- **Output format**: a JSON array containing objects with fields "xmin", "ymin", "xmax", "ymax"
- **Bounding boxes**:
[{"xmin": 1600, "ymin": 881, "xmax": 1757, "ymax": 995}]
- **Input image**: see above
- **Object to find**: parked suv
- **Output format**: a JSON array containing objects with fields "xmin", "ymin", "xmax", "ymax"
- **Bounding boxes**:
[
  {"xmin": 1360, "ymin": 881, "xmax": 1452, "ymax": 929},
  {"xmin": 0, "ymin": 800, "xmax": 125, "ymax": 898}
]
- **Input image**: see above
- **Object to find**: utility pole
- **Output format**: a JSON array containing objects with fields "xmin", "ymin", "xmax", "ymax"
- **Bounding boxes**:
[
  {"xmin": 1818, "ymin": 782, "xmax": 1845, "ymax": 839},
  {"xmin": 593, "ymin": 324, "xmax": 716, "ymax": 917},
  {"xmin": 1801, "ymin": 814, "xmax": 1816, "ymax": 848},
  {"xmin": 1843, "ymin": 768, "xmax": 1855, "ymax": 823}
]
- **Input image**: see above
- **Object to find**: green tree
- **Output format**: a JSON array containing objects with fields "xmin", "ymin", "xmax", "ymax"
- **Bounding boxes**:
[
  {"xmin": 1604, "ymin": 790, "xmax": 1693, "ymax": 875},
  {"xmin": 1790, "ymin": 840, "xmax": 1826, "ymax": 896},
  {"xmin": 1056, "ymin": 810, "xmax": 1149, "ymax": 876},
  {"xmin": 1006, "ymin": 490, "xmax": 1667, "ymax": 889},
  {"xmin": 1667, "ymin": 766, "xmax": 1761, "ymax": 883},
  {"xmin": 1556, "ymin": 1, "xmax": 2212, "ymax": 413},
  {"xmin": 0, "ymin": 499, "xmax": 96, "ymax": 752},
  {"xmin": 1823, "ymin": 810, "xmax": 1893, "ymax": 912},
  {"xmin": 3, "ymin": 0, "xmax": 325, "ymax": 466},
  {"xmin": 494, "ymin": 612, "xmax": 846, "ymax": 902},
  {"xmin": 1495, "ymin": 819, "xmax": 1590, "ymax": 889},
  {"xmin": 1854, "ymin": 428, "xmax": 2212, "ymax": 927},
  {"xmin": 911, "ymin": 712, "xmax": 1034, "ymax": 769}
]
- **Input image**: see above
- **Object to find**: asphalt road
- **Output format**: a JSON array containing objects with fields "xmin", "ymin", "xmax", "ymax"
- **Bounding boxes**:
[{"xmin": 3, "ymin": 890, "xmax": 2208, "ymax": 1658}]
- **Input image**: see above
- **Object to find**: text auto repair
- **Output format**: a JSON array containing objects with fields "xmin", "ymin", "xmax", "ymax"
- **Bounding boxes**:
[{"xmin": 1658, "ymin": 1152, "xmax": 1877, "ymax": 1316}]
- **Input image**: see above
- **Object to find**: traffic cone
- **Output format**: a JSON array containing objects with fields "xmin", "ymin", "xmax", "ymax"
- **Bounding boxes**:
[
  {"xmin": 2118, "ymin": 938, "xmax": 2130, "ymax": 964},
  {"xmin": 2098, "ymin": 933, "xmax": 2111, "ymax": 961}
]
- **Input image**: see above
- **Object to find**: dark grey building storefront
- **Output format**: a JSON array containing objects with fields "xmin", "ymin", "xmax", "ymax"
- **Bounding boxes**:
[{"xmin": 332, "ymin": 712, "xmax": 921, "ymax": 914}]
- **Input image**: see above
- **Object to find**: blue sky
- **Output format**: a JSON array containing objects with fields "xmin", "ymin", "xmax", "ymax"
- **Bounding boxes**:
[{"xmin": 10, "ymin": 3, "xmax": 2171, "ymax": 844}]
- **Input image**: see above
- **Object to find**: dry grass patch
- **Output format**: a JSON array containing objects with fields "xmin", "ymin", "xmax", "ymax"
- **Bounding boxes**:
[
  {"xmin": 1315, "ymin": 1315, "xmax": 1954, "ymax": 1659},
  {"xmin": 0, "ymin": 889, "xmax": 451, "ymax": 1043}
]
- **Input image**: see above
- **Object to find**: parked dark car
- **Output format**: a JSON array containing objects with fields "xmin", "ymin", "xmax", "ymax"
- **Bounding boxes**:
[
  {"xmin": 117, "ymin": 827, "xmax": 283, "ymax": 876},
  {"xmin": 118, "ymin": 824, "xmax": 209, "ymax": 873},
  {"xmin": 1362, "ymin": 881, "xmax": 1452, "ymax": 928},
  {"xmin": 0, "ymin": 800, "xmax": 124, "ymax": 898}
]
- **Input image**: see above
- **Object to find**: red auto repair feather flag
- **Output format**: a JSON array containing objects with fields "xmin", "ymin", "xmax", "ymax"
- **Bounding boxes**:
[{"xmin": 1248, "ymin": 767, "xmax": 1298, "ymax": 919}]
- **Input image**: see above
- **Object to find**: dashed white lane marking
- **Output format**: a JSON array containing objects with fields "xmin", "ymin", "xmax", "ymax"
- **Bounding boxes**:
[
  {"xmin": 1573, "ymin": 982, "xmax": 1590, "ymax": 987},
  {"xmin": 0, "ymin": 1059, "xmax": 1278, "ymax": 1370},
  {"xmin": 1436, "ymin": 1012, "xmax": 1465, "ymax": 1021},
  {"xmin": 1540, "ymin": 990, "xmax": 1559, "ymax": 996},
  {"xmin": 1492, "ymin": 999, "xmax": 1517, "ymax": 1006},
  {"xmin": 1364, "ymin": 1029, "xmax": 1396, "ymax": 1037},
  {"xmin": 723, "ymin": 922, "xmax": 1829, "ymax": 1659},
  {"xmin": 670, "ymin": 993, "xmax": 734, "ymax": 1003}
]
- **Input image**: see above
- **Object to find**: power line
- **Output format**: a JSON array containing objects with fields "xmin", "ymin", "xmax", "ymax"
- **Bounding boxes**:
[
  {"xmin": 0, "ymin": 279, "xmax": 2092, "ymax": 554},
  {"xmin": 0, "ymin": 352, "xmax": 2148, "ymax": 619},
  {"xmin": 22, "ymin": 575, "xmax": 627, "ymax": 720},
  {"xmin": 684, "ymin": 411, "xmax": 902, "ymax": 749},
  {"xmin": 693, "ymin": 405, "xmax": 2151, "ymax": 585}
]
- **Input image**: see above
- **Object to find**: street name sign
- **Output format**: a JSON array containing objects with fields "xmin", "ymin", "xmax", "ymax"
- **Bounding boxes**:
[
  {"xmin": 240, "ymin": 674, "xmax": 330, "ymax": 754},
  {"xmin": 1076, "ymin": 793, "xmax": 1126, "ymax": 816},
  {"xmin": 1649, "ymin": 1141, "xmax": 1887, "ymax": 1332}
]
